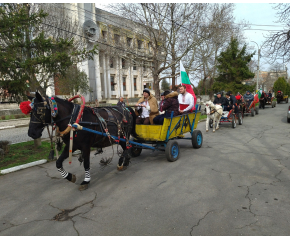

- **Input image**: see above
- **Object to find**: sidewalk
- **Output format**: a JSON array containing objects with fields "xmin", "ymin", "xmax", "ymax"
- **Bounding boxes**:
[{"xmin": 0, "ymin": 118, "xmax": 30, "ymax": 130}]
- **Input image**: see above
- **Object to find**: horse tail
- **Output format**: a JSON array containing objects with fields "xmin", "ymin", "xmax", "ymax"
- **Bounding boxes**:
[{"xmin": 127, "ymin": 107, "xmax": 138, "ymax": 138}]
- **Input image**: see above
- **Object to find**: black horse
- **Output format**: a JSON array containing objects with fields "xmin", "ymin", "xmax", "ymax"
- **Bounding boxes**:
[{"xmin": 27, "ymin": 92, "xmax": 137, "ymax": 190}]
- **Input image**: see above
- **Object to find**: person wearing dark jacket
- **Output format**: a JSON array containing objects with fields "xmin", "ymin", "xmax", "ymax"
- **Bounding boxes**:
[
  {"xmin": 117, "ymin": 96, "xmax": 126, "ymax": 107},
  {"xmin": 153, "ymin": 91, "xmax": 179, "ymax": 125},
  {"xmin": 259, "ymin": 91, "xmax": 267, "ymax": 109},
  {"xmin": 225, "ymin": 92, "xmax": 238, "ymax": 114},
  {"xmin": 213, "ymin": 92, "xmax": 227, "ymax": 106},
  {"xmin": 243, "ymin": 91, "xmax": 254, "ymax": 107}
]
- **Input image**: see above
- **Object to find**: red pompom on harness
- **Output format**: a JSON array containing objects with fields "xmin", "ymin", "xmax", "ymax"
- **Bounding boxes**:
[{"xmin": 19, "ymin": 101, "xmax": 32, "ymax": 115}]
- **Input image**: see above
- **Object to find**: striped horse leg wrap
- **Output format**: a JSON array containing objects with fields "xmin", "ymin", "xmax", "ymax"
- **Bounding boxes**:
[
  {"xmin": 58, "ymin": 168, "xmax": 68, "ymax": 179},
  {"xmin": 84, "ymin": 169, "xmax": 91, "ymax": 182}
]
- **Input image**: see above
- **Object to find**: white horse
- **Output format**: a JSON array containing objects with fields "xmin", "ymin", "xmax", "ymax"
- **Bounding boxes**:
[{"xmin": 204, "ymin": 100, "xmax": 223, "ymax": 132}]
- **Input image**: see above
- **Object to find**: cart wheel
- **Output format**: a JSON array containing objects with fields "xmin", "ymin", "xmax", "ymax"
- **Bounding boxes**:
[
  {"xmin": 165, "ymin": 140, "xmax": 180, "ymax": 162},
  {"xmin": 192, "ymin": 130, "xmax": 203, "ymax": 149},
  {"xmin": 209, "ymin": 119, "xmax": 213, "ymax": 128},
  {"xmin": 238, "ymin": 113, "xmax": 243, "ymax": 125},
  {"xmin": 287, "ymin": 98, "xmax": 289, "ymax": 103},
  {"xmin": 251, "ymin": 108, "xmax": 255, "ymax": 117},
  {"xmin": 272, "ymin": 102, "xmax": 274, "ymax": 108},
  {"xmin": 255, "ymin": 108, "xmax": 259, "ymax": 115},
  {"xmin": 232, "ymin": 117, "xmax": 236, "ymax": 128},
  {"xmin": 259, "ymin": 103, "xmax": 261, "ymax": 109},
  {"xmin": 130, "ymin": 145, "xmax": 142, "ymax": 157}
]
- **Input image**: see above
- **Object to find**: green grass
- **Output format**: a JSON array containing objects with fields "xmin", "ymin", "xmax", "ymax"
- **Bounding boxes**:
[
  {"xmin": 199, "ymin": 114, "xmax": 207, "ymax": 121},
  {"xmin": 0, "ymin": 114, "xmax": 29, "ymax": 121},
  {"xmin": 0, "ymin": 141, "xmax": 57, "ymax": 171}
]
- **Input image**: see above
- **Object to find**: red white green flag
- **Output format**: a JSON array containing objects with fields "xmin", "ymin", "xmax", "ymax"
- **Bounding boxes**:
[
  {"xmin": 254, "ymin": 89, "xmax": 262, "ymax": 103},
  {"xmin": 180, "ymin": 60, "xmax": 196, "ymax": 110}
]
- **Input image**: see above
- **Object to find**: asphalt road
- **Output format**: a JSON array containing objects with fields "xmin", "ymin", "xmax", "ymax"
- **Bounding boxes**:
[{"xmin": 1, "ymin": 102, "xmax": 290, "ymax": 236}]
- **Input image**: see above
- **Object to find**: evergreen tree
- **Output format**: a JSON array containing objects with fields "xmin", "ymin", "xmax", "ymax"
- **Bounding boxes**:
[
  {"xmin": 212, "ymin": 37, "xmax": 255, "ymax": 94},
  {"xmin": 0, "ymin": 3, "xmax": 97, "ymax": 101},
  {"xmin": 161, "ymin": 79, "xmax": 170, "ymax": 91},
  {"xmin": 273, "ymin": 77, "xmax": 290, "ymax": 95}
]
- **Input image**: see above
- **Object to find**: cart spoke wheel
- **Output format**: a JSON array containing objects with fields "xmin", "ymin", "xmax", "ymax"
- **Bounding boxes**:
[{"xmin": 165, "ymin": 140, "xmax": 180, "ymax": 162}]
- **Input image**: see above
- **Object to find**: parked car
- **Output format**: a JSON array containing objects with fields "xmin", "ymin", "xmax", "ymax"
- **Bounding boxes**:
[{"xmin": 287, "ymin": 105, "xmax": 290, "ymax": 123}]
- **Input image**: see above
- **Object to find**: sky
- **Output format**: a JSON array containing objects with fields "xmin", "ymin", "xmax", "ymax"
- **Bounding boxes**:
[
  {"xmin": 233, "ymin": 3, "xmax": 288, "ymax": 71},
  {"xmin": 96, "ymin": 2, "xmax": 288, "ymax": 84}
]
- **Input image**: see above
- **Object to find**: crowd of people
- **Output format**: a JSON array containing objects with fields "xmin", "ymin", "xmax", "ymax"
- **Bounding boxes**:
[
  {"xmin": 117, "ymin": 87, "xmax": 273, "ymax": 125},
  {"xmin": 117, "ymin": 85, "xmax": 195, "ymax": 125},
  {"xmin": 213, "ymin": 89, "xmax": 273, "ymax": 112}
]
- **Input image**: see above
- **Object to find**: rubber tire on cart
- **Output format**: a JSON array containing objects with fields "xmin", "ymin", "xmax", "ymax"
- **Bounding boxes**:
[
  {"xmin": 251, "ymin": 108, "xmax": 255, "ymax": 117},
  {"xmin": 232, "ymin": 118, "xmax": 236, "ymax": 128},
  {"xmin": 165, "ymin": 140, "xmax": 180, "ymax": 162},
  {"xmin": 238, "ymin": 113, "xmax": 243, "ymax": 125},
  {"xmin": 192, "ymin": 130, "xmax": 203, "ymax": 149},
  {"xmin": 209, "ymin": 119, "xmax": 213, "ymax": 128},
  {"xmin": 259, "ymin": 103, "xmax": 261, "ymax": 109},
  {"xmin": 288, "ymin": 117, "xmax": 290, "ymax": 123},
  {"xmin": 286, "ymin": 98, "xmax": 289, "ymax": 103},
  {"xmin": 272, "ymin": 102, "xmax": 274, "ymax": 108},
  {"xmin": 129, "ymin": 138, "xmax": 142, "ymax": 157},
  {"xmin": 255, "ymin": 108, "xmax": 259, "ymax": 115}
]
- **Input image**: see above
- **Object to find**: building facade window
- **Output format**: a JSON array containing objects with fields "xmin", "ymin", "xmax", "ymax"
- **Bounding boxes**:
[
  {"xmin": 114, "ymin": 34, "xmax": 120, "ymax": 44},
  {"xmin": 122, "ymin": 58, "xmax": 126, "ymax": 69},
  {"xmin": 111, "ymin": 76, "xmax": 115, "ymax": 91},
  {"xmin": 123, "ymin": 76, "xmax": 126, "ymax": 91},
  {"xmin": 110, "ymin": 58, "xmax": 113, "ymax": 68},
  {"xmin": 133, "ymin": 62, "xmax": 137, "ymax": 70},
  {"xmin": 127, "ymin": 37, "xmax": 132, "ymax": 47},
  {"xmin": 137, "ymin": 40, "xmax": 142, "ymax": 49},
  {"xmin": 134, "ymin": 77, "xmax": 137, "ymax": 91},
  {"xmin": 102, "ymin": 31, "xmax": 107, "ymax": 40},
  {"xmin": 143, "ymin": 65, "xmax": 146, "ymax": 71}
]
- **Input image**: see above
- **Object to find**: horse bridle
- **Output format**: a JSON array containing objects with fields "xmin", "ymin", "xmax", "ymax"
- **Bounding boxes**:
[{"xmin": 30, "ymin": 97, "xmax": 58, "ymax": 125}]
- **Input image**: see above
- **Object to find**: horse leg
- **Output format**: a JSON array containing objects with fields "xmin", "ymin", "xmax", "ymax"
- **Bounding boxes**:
[
  {"xmin": 56, "ymin": 144, "xmax": 77, "ymax": 183},
  {"xmin": 117, "ymin": 141, "xmax": 131, "ymax": 171},
  {"xmin": 206, "ymin": 116, "xmax": 209, "ymax": 132},
  {"xmin": 216, "ymin": 114, "xmax": 220, "ymax": 130},
  {"xmin": 79, "ymin": 146, "xmax": 91, "ymax": 191},
  {"xmin": 213, "ymin": 115, "xmax": 216, "ymax": 132}
]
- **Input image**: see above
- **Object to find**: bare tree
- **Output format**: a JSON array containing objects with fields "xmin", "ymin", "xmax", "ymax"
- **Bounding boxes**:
[{"xmin": 263, "ymin": 3, "xmax": 290, "ymax": 63}]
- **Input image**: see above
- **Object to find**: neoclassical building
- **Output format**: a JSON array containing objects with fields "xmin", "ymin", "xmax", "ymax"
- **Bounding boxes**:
[{"xmin": 48, "ymin": 3, "xmax": 155, "ymax": 102}]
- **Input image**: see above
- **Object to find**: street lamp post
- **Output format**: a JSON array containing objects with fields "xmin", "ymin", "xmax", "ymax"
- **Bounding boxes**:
[{"xmin": 250, "ymin": 41, "xmax": 260, "ymax": 91}]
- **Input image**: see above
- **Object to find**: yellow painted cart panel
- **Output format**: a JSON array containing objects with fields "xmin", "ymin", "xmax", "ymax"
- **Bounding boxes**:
[{"xmin": 136, "ymin": 112, "xmax": 200, "ymax": 141}]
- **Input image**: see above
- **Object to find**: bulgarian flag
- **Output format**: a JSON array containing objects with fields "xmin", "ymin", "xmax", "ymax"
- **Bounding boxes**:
[
  {"xmin": 180, "ymin": 61, "xmax": 196, "ymax": 110},
  {"xmin": 254, "ymin": 89, "xmax": 262, "ymax": 103}
]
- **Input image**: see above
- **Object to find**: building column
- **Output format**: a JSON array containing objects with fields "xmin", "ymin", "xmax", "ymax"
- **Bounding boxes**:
[
  {"xmin": 115, "ymin": 57, "xmax": 120, "ymax": 98},
  {"xmin": 105, "ymin": 54, "xmax": 111, "ymax": 99},
  {"xmin": 118, "ymin": 57, "xmax": 123, "ymax": 97},
  {"xmin": 130, "ymin": 60, "xmax": 134, "ymax": 98},
  {"xmin": 94, "ymin": 53, "xmax": 102, "ymax": 101}
]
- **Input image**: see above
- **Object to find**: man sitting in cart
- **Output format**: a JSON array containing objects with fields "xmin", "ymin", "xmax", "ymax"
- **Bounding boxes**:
[
  {"xmin": 225, "ymin": 92, "xmax": 238, "ymax": 114},
  {"xmin": 153, "ymin": 90, "xmax": 179, "ymax": 125},
  {"xmin": 268, "ymin": 90, "xmax": 272, "ymax": 98},
  {"xmin": 135, "ymin": 88, "xmax": 159, "ymax": 125},
  {"xmin": 178, "ymin": 85, "xmax": 194, "ymax": 114},
  {"xmin": 243, "ymin": 90, "xmax": 254, "ymax": 108},
  {"xmin": 213, "ymin": 92, "xmax": 227, "ymax": 106}
]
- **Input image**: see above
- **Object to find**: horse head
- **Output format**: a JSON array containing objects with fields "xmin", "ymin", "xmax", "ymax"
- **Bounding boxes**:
[
  {"xmin": 27, "ymin": 91, "xmax": 52, "ymax": 139},
  {"xmin": 205, "ymin": 100, "xmax": 213, "ymax": 115}
]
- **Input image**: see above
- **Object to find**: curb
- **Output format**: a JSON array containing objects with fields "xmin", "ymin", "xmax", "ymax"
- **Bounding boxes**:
[
  {"xmin": 0, "ymin": 118, "xmax": 29, "ymax": 123},
  {"xmin": 0, "ymin": 124, "xmax": 29, "ymax": 130},
  {"xmin": 0, "ymin": 159, "xmax": 47, "ymax": 174}
]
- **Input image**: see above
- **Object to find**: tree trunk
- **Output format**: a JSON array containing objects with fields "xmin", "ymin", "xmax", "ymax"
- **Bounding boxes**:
[{"xmin": 153, "ymin": 74, "xmax": 160, "ymax": 100}]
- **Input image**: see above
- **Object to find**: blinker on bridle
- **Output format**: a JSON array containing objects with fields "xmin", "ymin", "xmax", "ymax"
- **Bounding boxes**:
[{"xmin": 30, "ymin": 97, "xmax": 58, "ymax": 125}]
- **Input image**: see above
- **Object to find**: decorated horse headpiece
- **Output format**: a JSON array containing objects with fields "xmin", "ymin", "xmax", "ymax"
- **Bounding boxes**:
[{"xmin": 19, "ymin": 91, "xmax": 58, "ymax": 124}]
